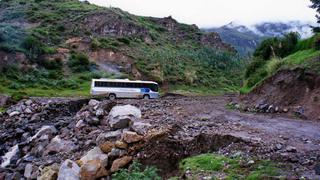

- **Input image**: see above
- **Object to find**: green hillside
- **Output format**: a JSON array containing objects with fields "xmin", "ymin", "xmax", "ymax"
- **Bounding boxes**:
[
  {"xmin": 0, "ymin": 0, "xmax": 244, "ymax": 99},
  {"xmin": 241, "ymin": 34, "xmax": 320, "ymax": 93}
]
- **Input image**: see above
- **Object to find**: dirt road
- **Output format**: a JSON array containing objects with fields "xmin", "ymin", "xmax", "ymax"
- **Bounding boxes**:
[{"xmin": 120, "ymin": 95, "xmax": 320, "ymax": 177}]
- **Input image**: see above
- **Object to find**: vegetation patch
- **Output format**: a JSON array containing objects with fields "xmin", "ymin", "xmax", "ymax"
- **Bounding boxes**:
[
  {"xmin": 179, "ymin": 154, "xmax": 279, "ymax": 179},
  {"xmin": 112, "ymin": 161, "xmax": 161, "ymax": 180}
]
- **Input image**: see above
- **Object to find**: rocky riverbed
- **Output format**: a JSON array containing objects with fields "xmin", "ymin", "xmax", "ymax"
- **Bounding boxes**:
[{"xmin": 0, "ymin": 96, "xmax": 320, "ymax": 179}]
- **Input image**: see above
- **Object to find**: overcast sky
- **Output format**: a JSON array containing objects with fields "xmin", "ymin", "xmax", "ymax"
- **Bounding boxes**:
[{"xmin": 88, "ymin": 0, "xmax": 317, "ymax": 28}]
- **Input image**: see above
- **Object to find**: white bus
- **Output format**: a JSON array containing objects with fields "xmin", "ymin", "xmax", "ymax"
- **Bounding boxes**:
[{"xmin": 90, "ymin": 79, "xmax": 159, "ymax": 100}]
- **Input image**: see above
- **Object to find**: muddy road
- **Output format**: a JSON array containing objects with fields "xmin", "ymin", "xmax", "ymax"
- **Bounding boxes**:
[{"xmin": 120, "ymin": 95, "xmax": 320, "ymax": 177}]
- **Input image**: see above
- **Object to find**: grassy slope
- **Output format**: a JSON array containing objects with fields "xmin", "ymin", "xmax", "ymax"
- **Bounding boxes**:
[
  {"xmin": 0, "ymin": 0, "xmax": 245, "ymax": 98},
  {"xmin": 241, "ymin": 35, "xmax": 320, "ymax": 94}
]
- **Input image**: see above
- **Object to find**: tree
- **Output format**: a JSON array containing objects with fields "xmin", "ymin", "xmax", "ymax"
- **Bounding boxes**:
[{"xmin": 310, "ymin": 0, "xmax": 320, "ymax": 23}]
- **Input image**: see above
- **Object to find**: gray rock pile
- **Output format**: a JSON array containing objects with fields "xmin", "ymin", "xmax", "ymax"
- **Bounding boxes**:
[{"xmin": 0, "ymin": 98, "xmax": 155, "ymax": 179}]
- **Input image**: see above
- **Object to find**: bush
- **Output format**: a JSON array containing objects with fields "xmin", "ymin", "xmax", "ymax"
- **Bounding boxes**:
[
  {"xmin": 41, "ymin": 58, "xmax": 63, "ymax": 70},
  {"xmin": 112, "ymin": 161, "xmax": 161, "ymax": 180},
  {"xmin": 244, "ymin": 58, "xmax": 266, "ymax": 79},
  {"xmin": 68, "ymin": 52, "xmax": 90, "ymax": 72},
  {"xmin": 21, "ymin": 36, "xmax": 44, "ymax": 60},
  {"xmin": 314, "ymin": 36, "xmax": 320, "ymax": 50}
]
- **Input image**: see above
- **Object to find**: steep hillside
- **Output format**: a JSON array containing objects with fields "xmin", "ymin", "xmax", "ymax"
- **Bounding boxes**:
[
  {"xmin": 239, "ymin": 34, "xmax": 320, "ymax": 120},
  {"xmin": 206, "ymin": 21, "xmax": 313, "ymax": 56},
  {"xmin": 0, "ymin": 0, "xmax": 242, "ymax": 99}
]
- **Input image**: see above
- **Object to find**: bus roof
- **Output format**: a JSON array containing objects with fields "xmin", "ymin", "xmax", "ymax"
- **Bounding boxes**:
[{"xmin": 92, "ymin": 79, "xmax": 158, "ymax": 84}]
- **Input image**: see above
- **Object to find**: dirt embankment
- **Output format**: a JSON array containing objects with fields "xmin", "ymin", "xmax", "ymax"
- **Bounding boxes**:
[{"xmin": 240, "ymin": 68, "xmax": 320, "ymax": 120}]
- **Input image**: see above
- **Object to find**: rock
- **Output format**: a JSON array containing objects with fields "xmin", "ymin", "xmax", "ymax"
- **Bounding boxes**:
[
  {"xmin": 88, "ymin": 99, "xmax": 100, "ymax": 107},
  {"xmin": 275, "ymin": 144, "xmax": 283, "ymax": 150},
  {"xmin": 24, "ymin": 163, "xmax": 33, "ymax": 179},
  {"xmin": 131, "ymin": 122, "xmax": 152, "ymax": 135},
  {"xmin": 44, "ymin": 136, "xmax": 76, "ymax": 155},
  {"xmin": 283, "ymin": 108, "xmax": 289, "ymax": 113},
  {"xmin": 57, "ymin": 160, "xmax": 80, "ymax": 180},
  {"xmin": 79, "ymin": 160, "xmax": 109, "ymax": 180},
  {"xmin": 110, "ymin": 156, "xmax": 133, "ymax": 173},
  {"xmin": 76, "ymin": 120, "xmax": 85, "ymax": 129},
  {"xmin": 95, "ymin": 109, "xmax": 105, "ymax": 117},
  {"xmin": 1, "ymin": 144, "xmax": 20, "ymax": 168},
  {"xmin": 9, "ymin": 111, "xmax": 20, "ymax": 117},
  {"xmin": 24, "ymin": 108, "xmax": 32, "ymax": 114},
  {"xmin": 115, "ymin": 141, "xmax": 128, "ymax": 149},
  {"xmin": 315, "ymin": 163, "xmax": 320, "ymax": 175},
  {"xmin": 79, "ymin": 147, "xmax": 108, "ymax": 167},
  {"xmin": 29, "ymin": 126, "xmax": 58, "ymax": 142},
  {"xmin": 0, "ymin": 94, "xmax": 10, "ymax": 107},
  {"xmin": 96, "ymin": 130, "xmax": 122, "ymax": 145},
  {"xmin": 108, "ymin": 148, "xmax": 127, "ymax": 159},
  {"xmin": 107, "ymin": 105, "xmax": 141, "ymax": 130},
  {"xmin": 122, "ymin": 131, "xmax": 143, "ymax": 143},
  {"xmin": 38, "ymin": 164, "xmax": 59, "ymax": 180},
  {"xmin": 286, "ymin": 146, "xmax": 297, "ymax": 153},
  {"xmin": 86, "ymin": 116, "xmax": 100, "ymax": 126},
  {"xmin": 99, "ymin": 141, "xmax": 114, "ymax": 154},
  {"xmin": 25, "ymin": 99, "xmax": 33, "ymax": 106}
]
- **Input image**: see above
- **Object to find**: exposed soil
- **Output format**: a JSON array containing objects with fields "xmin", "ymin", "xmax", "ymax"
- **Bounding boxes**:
[{"xmin": 241, "ymin": 68, "xmax": 320, "ymax": 120}]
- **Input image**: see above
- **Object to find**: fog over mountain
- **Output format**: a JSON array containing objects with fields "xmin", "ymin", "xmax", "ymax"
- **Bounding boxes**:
[{"xmin": 206, "ymin": 21, "xmax": 314, "ymax": 56}]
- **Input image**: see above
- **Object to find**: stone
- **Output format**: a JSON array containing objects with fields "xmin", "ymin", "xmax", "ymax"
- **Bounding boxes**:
[
  {"xmin": 79, "ymin": 147, "xmax": 108, "ymax": 167},
  {"xmin": 115, "ymin": 141, "xmax": 128, "ymax": 149},
  {"xmin": 107, "ymin": 105, "xmax": 141, "ymax": 130},
  {"xmin": 76, "ymin": 120, "xmax": 85, "ymax": 128},
  {"xmin": 86, "ymin": 116, "xmax": 100, "ymax": 126},
  {"xmin": 88, "ymin": 99, "xmax": 100, "ymax": 107},
  {"xmin": 25, "ymin": 99, "xmax": 33, "ymax": 106},
  {"xmin": 44, "ymin": 136, "xmax": 76, "ymax": 155},
  {"xmin": 9, "ymin": 111, "xmax": 20, "ymax": 117},
  {"xmin": 79, "ymin": 160, "xmax": 109, "ymax": 180},
  {"xmin": 38, "ymin": 164, "xmax": 59, "ymax": 180},
  {"xmin": 24, "ymin": 108, "xmax": 32, "ymax": 114},
  {"xmin": 1, "ymin": 144, "xmax": 20, "ymax": 168},
  {"xmin": 286, "ymin": 146, "xmax": 297, "ymax": 153},
  {"xmin": 57, "ymin": 159, "xmax": 80, "ymax": 180},
  {"xmin": 283, "ymin": 108, "xmax": 289, "ymax": 113},
  {"xmin": 24, "ymin": 163, "xmax": 33, "ymax": 179},
  {"xmin": 275, "ymin": 144, "xmax": 283, "ymax": 150},
  {"xmin": 95, "ymin": 109, "xmax": 105, "ymax": 117},
  {"xmin": 131, "ymin": 122, "xmax": 152, "ymax": 135},
  {"xmin": 108, "ymin": 148, "xmax": 127, "ymax": 159},
  {"xmin": 122, "ymin": 131, "xmax": 143, "ymax": 143},
  {"xmin": 315, "ymin": 163, "xmax": 320, "ymax": 175},
  {"xmin": 96, "ymin": 130, "xmax": 122, "ymax": 145},
  {"xmin": 29, "ymin": 126, "xmax": 58, "ymax": 142},
  {"xmin": 99, "ymin": 141, "xmax": 114, "ymax": 154},
  {"xmin": 0, "ymin": 94, "xmax": 10, "ymax": 107},
  {"xmin": 111, "ymin": 156, "xmax": 133, "ymax": 173}
]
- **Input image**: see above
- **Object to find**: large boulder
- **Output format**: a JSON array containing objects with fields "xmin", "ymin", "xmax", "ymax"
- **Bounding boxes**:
[
  {"xmin": 79, "ymin": 160, "xmax": 109, "ymax": 180},
  {"xmin": 79, "ymin": 147, "xmax": 108, "ymax": 167},
  {"xmin": 44, "ymin": 136, "xmax": 76, "ymax": 155},
  {"xmin": 107, "ymin": 105, "xmax": 141, "ymax": 130},
  {"xmin": 57, "ymin": 160, "xmax": 80, "ymax": 180}
]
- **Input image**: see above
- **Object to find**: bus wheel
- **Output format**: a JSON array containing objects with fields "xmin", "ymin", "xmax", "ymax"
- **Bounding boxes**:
[
  {"xmin": 109, "ymin": 94, "xmax": 116, "ymax": 100},
  {"xmin": 143, "ymin": 95, "xmax": 150, "ymax": 100}
]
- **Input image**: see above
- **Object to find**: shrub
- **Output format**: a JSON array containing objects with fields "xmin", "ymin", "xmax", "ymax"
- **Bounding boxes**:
[
  {"xmin": 244, "ymin": 58, "xmax": 266, "ymax": 79},
  {"xmin": 21, "ymin": 36, "xmax": 44, "ymax": 60},
  {"xmin": 41, "ymin": 58, "xmax": 63, "ymax": 70},
  {"xmin": 112, "ymin": 161, "xmax": 161, "ymax": 180},
  {"xmin": 68, "ymin": 52, "xmax": 90, "ymax": 72},
  {"xmin": 314, "ymin": 36, "xmax": 320, "ymax": 50}
]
